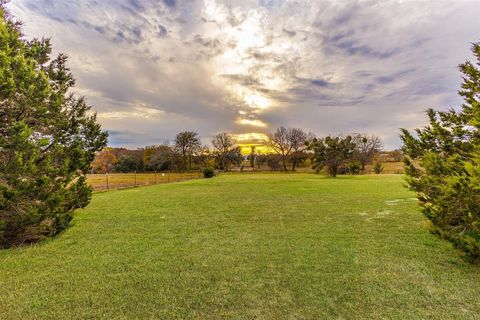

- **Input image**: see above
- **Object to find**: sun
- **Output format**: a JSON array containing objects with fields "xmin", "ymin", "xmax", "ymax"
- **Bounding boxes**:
[
  {"xmin": 243, "ymin": 93, "xmax": 270, "ymax": 111},
  {"xmin": 231, "ymin": 132, "xmax": 273, "ymax": 155}
]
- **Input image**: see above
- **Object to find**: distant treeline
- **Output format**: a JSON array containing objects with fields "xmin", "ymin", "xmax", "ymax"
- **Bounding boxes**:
[{"xmin": 92, "ymin": 128, "xmax": 403, "ymax": 176}]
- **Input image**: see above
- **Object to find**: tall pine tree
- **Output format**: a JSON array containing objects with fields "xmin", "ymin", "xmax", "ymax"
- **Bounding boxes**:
[
  {"xmin": 0, "ymin": 3, "xmax": 108, "ymax": 247},
  {"xmin": 401, "ymin": 43, "xmax": 480, "ymax": 262}
]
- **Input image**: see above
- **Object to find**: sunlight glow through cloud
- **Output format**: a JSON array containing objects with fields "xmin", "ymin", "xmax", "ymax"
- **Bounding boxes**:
[
  {"xmin": 7, "ymin": 0, "xmax": 479, "ymax": 148},
  {"xmin": 236, "ymin": 118, "xmax": 268, "ymax": 128},
  {"xmin": 97, "ymin": 105, "xmax": 164, "ymax": 120}
]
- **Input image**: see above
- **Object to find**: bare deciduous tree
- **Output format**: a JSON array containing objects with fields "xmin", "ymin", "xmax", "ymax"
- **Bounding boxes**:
[
  {"xmin": 353, "ymin": 134, "xmax": 383, "ymax": 171},
  {"xmin": 248, "ymin": 146, "xmax": 256, "ymax": 169},
  {"xmin": 289, "ymin": 128, "xmax": 308, "ymax": 171},
  {"xmin": 211, "ymin": 132, "xmax": 238, "ymax": 171},
  {"xmin": 268, "ymin": 127, "xmax": 311, "ymax": 171},
  {"xmin": 267, "ymin": 126, "xmax": 293, "ymax": 171},
  {"xmin": 174, "ymin": 131, "xmax": 201, "ymax": 171},
  {"xmin": 194, "ymin": 145, "xmax": 212, "ymax": 170}
]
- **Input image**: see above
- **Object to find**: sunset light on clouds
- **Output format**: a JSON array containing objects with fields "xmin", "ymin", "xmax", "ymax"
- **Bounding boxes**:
[{"xmin": 8, "ymin": 0, "xmax": 480, "ymax": 148}]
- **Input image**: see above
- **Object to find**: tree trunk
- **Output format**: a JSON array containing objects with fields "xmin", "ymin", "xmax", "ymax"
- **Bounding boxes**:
[
  {"xmin": 331, "ymin": 166, "xmax": 338, "ymax": 177},
  {"xmin": 182, "ymin": 151, "xmax": 187, "ymax": 172}
]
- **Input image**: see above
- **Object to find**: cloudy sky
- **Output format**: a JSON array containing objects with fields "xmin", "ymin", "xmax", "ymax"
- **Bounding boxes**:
[{"xmin": 8, "ymin": 0, "xmax": 480, "ymax": 149}]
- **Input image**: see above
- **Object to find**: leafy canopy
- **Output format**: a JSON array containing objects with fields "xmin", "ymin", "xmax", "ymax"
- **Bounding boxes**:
[{"xmin": 307, "ymin": 135, "xmax": 356, "ymax": 177}]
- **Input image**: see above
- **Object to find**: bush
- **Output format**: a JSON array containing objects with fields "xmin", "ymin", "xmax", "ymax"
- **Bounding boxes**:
[
  {"xmin": 348, "ymin": 161, "xmax": 362, "ymax": 175},
  {"xmin": 267, "ymin": 154, "xmax": 283, "ymax": 171},
  {"xmin": 374, "ymin": 162, "xmax": 384, "ymax": 174},
  {"xmin": 203, "ymin": 167, "xmax": 215, "ymax": 178}
]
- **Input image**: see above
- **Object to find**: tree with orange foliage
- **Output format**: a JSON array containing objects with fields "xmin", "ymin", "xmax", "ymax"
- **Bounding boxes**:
[{"xmin": 92, "ymin": 148, "xmax": 118, "ymax": 173}]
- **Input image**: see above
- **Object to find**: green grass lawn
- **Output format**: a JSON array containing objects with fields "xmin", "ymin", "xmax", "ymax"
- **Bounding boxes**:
[{"xmin": 1, "ymin": 174, "xmax": 479, "ymax": 319}]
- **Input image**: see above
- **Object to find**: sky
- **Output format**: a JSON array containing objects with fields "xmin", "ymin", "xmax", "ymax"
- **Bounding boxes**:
[{"xmin": 7, "ymin": 0, "xmax": 480, "ymax": 149}]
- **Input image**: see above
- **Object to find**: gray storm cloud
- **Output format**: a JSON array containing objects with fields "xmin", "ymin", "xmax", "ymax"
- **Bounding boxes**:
[{"xmin": 8, "ymin": 0, "xmax": 480, "ymax": 148}]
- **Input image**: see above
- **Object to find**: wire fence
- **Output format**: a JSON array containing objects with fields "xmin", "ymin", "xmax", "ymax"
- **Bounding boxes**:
[{"xmin": 87, "ymin": 172, "xmax": 203, "ymax": 191}]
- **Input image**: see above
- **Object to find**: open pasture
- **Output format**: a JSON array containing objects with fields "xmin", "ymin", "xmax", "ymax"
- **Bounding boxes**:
[
  {"xmin": 87, "ymin": 172, "xmax": 203, "ymax": 191},
  {"xmin": 1, "ymin": 174, "xmax": 478, "ymax": 319}
]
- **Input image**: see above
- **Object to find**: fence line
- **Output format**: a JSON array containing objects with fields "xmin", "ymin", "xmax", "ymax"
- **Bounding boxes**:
[{"xmin": 87, "ymin": 172, "xmax": 203, "ymax": 192}]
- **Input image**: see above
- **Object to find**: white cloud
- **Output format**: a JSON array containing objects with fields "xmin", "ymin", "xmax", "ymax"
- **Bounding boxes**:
[{"xmin": 7, "ymin": 0, "xmax": 480, "ymax": 149}]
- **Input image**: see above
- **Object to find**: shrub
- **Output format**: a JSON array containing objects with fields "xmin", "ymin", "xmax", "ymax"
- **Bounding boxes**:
[
  {"xmin": 348, "ymin": 161, "xmax": 362, "ymax": 175},
  {"xmin": 267, "ymin": 154, "xmax": 283, "ymax": 171},
  {"xmin": 374, "ymin": 162, "xmax": 384, "ymax": 174},
  {"xmin": 203, "ymin": 167, "xmax": 215, "ymax": 178}
]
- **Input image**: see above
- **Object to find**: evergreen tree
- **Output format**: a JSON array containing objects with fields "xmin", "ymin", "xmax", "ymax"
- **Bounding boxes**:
[
  {"xmin": 0, "ymin": 4, "xmax": 108, "ymax": 247},
  {"xmin": 401, "ymin": 43, "xmax": 480, "ymax": 262},
  {"xmin": 307, "ymin": 135, "xmax": 356, "ymax": 177}
]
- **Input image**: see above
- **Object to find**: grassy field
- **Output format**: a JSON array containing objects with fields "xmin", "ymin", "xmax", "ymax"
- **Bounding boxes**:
[
  {"xmin": 1, "ymin": 174, "xmax": 478, "ymax": 319},
  {"xmin": 86, "ymin": 162, "xmax": 405, "ymax": 191},
  {"xmin": 87, "ymin": 172, "xmax": 202, "ymax": 191},
  {"xmin": 366, "ymin": 161, "xmax": 405, "ymax": 174}
]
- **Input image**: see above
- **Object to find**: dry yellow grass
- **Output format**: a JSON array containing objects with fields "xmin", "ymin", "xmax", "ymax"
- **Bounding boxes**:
[
  {"xmin": 87, "ymin": 163, "xmax": 404, "ymax": 191},
  {"xmin": 87, "ymin": 172, "xmax": 202, "ymax": 191},
  {"xmin": 366, "ymin": 161, "xmax": 405, "ymax": 174}
]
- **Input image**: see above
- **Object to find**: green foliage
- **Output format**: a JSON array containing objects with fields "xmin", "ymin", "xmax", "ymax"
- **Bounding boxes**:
[
  {"xmin": 348, "ymin": 161, "xmax": 362, "ymax": 175},
  {"xmin": 374, "ymin": 162, "xmax": 384, "ymax": 174},
  {"xmin": 115, "ymin": 155, "xmax": 139, "ymax": 173},
  {"xmin": 0, "ymin": 5, "xmax": 108, "ymax": 247},
  {"xmin": 401, "ymin": 43, "xmax": 480, "ymax": 262},
  {"xmin": 307, "ymin": 135, "xmax": 356, "ymax": 177},
  {"xmin": 289, "ymin": 151, "xmax": 309, "ymax": 171},
  {"xmin": 203, "ymin": 167, "xmax": 215, "ymax": 178}
]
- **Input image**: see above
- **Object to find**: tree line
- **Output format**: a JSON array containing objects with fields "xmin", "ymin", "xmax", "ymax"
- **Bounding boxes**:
[{"xmin": 92, "ymin": 129, "xmax": 385, "ymax": 177}]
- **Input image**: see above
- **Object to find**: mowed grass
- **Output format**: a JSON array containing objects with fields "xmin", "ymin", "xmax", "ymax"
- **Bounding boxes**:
[{"xmin": 0, "ymin": 174, "xmax": 478, "ymax": 319}]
